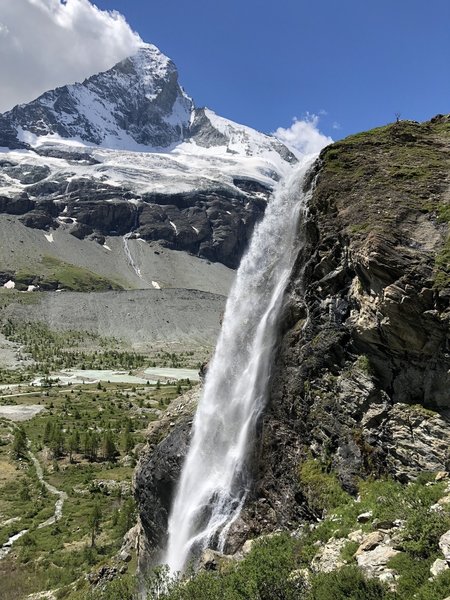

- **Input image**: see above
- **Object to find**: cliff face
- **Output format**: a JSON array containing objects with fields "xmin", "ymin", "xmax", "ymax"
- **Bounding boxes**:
[
  {"xmin": 135, "ymin": 116, "xmax": 450, "ymax": 557},
  {"xmin": 241, "ymin": 115, "xmax": 450, "ymax": 540}
]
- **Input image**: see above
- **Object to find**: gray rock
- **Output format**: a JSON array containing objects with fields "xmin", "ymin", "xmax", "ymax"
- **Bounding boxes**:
[
  {"xmin": 439, "ymin": 530, "xmax": 450, "ymax": 562},
  {"xmin": 430, "ymin": 558, "xmax": 449, "ymax": 578},
  {"xmin": 355, "ymin": 545, "xmax": 401, "ymax": 579},
  {"xmin": 311, "ymin": 538, "xmax": 347, "ymax": 573},
  {"xmin": 118, "ymin": 550, "xmax": 132, "ymax": 563},
  {"xmin": 356, "ymin": 531, "xmax": 385, "ymax": 554},
  {"xmin": 357, "ymin": 511, "xmax": 373, "ymax": 523},
  {"xmin": 372, "ymin": 519, "xmax": 396, "ymax": 530}
]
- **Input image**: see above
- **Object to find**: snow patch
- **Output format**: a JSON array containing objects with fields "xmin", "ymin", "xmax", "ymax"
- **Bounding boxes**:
[
  {"xmin": 3, "ymin": 280, "xmax": 15, "ymax": 289},
  {"xmin": 44, "ymin": 232, "xmax": 54, "ymax": 243},
  {"xmin": 151, "ymin": 281, "xmax": 161, "ymax": 289},
  {"xmin": 169, "ymin": 221, "xmax": 178, "ymax": 234}
]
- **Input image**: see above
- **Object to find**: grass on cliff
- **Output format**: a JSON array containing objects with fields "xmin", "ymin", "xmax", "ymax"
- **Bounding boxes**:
[{"xmin": 319, "ymin": 118, "xmax": 450, "ymax": 289}]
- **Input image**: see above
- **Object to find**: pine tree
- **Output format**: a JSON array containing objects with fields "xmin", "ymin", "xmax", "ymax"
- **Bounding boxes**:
[
  {"xmin": 12, "ymin": 427, "xmax": 27, "ymax": 459},
  {"xmin": 43, "ymin": 420, "xmax": 52, "ymax": 445},
  {"xmin": 124, "ymin": 430, "xmax": 134, "ymax": 454},
  {"xmin": 68, "ymin": 430, "xmax": 79, "ymax": 463},
  {"xmin": 102, "ymin": 430, "xmax": 117, "ymax": 462},
  {"xmin": 50, "ymin": 423, "xmax": 64, "ymax": 458},
  {"xmin": 89, "ymin": 502, "xmax": 102, "ymax": 548}
]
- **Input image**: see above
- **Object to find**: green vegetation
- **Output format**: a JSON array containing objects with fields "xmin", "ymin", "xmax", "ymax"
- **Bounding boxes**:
[
  {"xmin": 14, "ymin": 255, "xmax": 123, "ymax": 292},
  {"xmin": 433, "ymin": 236, "xmax": 450, "ymax": 289},
  {"xmin": 73, "ymin": 460, "xmax": 450, "ymax": 600},
  {"xmin": 0, "ymin": 321, "xmax": 147, "ymax": 373},
  {"xmin": 0, "ymin": 319, "xmax": 207, "ymax": 379},
  {"xmin": 353, "ymin": 354, "xmax": 373, "ymax": 376},
  {"xmin": 0, "ymin": 377, "xmax": 190, "ymax": 600},
  {"xmin": 298, "ymin": 458, "xmax": 351, "ymax": 515},
  {"xmin": 0, "ymin": 288, "xmax": 39, "ymax": 309},
  {"xmin": 11, "ymin": 426, "xmax": 27, "ymax": 458},
  {"xmin": 319, "ymin": 119, "xmax": 450, "ymax": 289}
]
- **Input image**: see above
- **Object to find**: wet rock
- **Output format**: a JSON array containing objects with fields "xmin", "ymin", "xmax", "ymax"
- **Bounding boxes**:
[
  {"xmin": 199, "ymin": 549, "xmax": 226, "ymax": 571},
  {"xmin": 134, "ymin": 417, "xmax": 192, "ymax": 561}
]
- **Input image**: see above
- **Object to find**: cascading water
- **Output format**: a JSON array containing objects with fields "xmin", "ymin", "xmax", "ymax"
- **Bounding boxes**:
[{"xmin": 164, "ymin": 156, "xmax": 316, "ymax": 574}]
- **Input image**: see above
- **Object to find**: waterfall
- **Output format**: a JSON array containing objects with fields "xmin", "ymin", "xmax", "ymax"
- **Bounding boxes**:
[{"xmin": 164, "ymin": 156, "xmax": 316, "ymax": 574}]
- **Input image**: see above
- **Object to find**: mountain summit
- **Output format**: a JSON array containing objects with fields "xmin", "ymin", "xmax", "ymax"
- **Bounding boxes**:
[
  {"xmin": 0, "ymin": 43, "xmax": 296, "ymax": 289},
  {"xmin": 1, "ymin": 44, "xmax": 193, "ymax": 150},
  {"xmin": 0, "ymin": 43, "xmax": 295, "ymax": 163}
]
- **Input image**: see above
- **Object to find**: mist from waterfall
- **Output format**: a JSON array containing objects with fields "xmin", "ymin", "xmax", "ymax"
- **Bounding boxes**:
[{"xmin": 164, "ymin": 156, "xmax": 316, "ymax": 574}]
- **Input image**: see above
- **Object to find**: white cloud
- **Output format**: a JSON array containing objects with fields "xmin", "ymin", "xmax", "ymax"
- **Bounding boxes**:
[
  {"xmin": 0, "ymin": 0, "xmax": 142, "ymax": 113},
  {"xmin": 273, "ymin": 113, "xmax": 333, "ymax": 158}
]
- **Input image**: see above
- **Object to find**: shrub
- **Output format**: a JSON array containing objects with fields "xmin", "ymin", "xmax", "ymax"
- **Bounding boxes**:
[
  {"xmin": 299, "ymin": 459, "xmax": 351, "ymax": 515},
  {"xmin": 307, "ymin": 566, "xmax": 390, "ymax": 600}
]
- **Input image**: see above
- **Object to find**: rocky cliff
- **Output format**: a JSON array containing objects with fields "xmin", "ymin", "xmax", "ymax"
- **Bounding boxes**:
[
  {"xmin": 135, "ymin": 115, "xmax": 450, "ymax": 560},
  {"xmin": 238, "ymin": 114, "xmax": 450, "ymax": 541}
]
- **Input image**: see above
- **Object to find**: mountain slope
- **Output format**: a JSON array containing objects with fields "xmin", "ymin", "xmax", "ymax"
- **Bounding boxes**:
[{"xmin": 0, "ymin": 44, "xmax": 296, "ymax": 286}]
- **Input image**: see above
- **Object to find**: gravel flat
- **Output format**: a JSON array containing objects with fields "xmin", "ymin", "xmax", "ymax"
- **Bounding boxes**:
[
  {"xmin": 0, "ymin": 405, "xmax": 46, "ymax": 421},
  {"xmin": 3, "ymin": 288, "xmax": 226, "ymax": 352}
]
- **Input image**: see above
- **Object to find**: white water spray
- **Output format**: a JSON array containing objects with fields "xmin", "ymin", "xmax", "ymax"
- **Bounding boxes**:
[{"xmin": 164, "ymin": 157, "xmax": 316, "ymax": 574}]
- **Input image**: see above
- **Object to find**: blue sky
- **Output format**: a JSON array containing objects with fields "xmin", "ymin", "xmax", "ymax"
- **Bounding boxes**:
[
  {"xmin": 0, "ymin": 1, "xmax": 449, "ymax": 144},
  {"xmin": 93, "ymin": 0, "xmax": 450, "ymax": 140}
]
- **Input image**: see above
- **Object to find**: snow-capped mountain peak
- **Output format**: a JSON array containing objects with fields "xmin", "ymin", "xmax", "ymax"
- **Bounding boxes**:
[
  {"xmin": 1, "ymin": 43, "xmax": 193, "ymax": 151},
  {"xmin": 0, "ymin": 41, "xmax": 299, "ymax": 273}
]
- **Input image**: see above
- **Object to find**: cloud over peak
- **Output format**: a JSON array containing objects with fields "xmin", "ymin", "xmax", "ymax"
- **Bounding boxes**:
[
  {"xmin": 0, "ymin": 0, "xmax": 142, "ymax": 113},
  {"xmin": 273, "ymin": 113, "xmax": 333, "ymax": 157}
]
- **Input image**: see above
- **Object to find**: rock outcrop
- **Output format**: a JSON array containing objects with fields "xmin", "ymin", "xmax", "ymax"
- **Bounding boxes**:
[{"xmin": 134, "ymin": 388, "xmax": 198, "ymax": 567}]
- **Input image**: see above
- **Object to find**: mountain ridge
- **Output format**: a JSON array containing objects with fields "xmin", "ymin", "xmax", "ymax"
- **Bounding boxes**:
[{"xmin": 0, "ymin": 42, "xmax": 297, "ymax": 286}]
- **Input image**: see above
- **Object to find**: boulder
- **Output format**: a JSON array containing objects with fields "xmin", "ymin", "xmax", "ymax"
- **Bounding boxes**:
[
  {"xmin": 357, "ymin": 511, "xmax": 373, "ymax": 523},
  {"xmin": 430, "ymin": 558, "xmax": 449, "ymax": 578},
  {"xmin": 355, "ymin": 545, "xmax": 401, "ymax": 579},
  {"xmin": 439, "ymin": 530, "xmax": 450, "ymax": 561},
  {"xmin": 355, "ymin": 531, "xmax": 385, "ymax": 554},
  {"xmin": 311, "ymin": 538, "xmax": 347, "ymax": 573}
]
